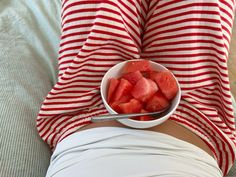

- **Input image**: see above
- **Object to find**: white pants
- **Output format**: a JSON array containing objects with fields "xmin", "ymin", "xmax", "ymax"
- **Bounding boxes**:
[{"xmin": 46, "ymin": 127, "xmax": 222, "ymax": 177}]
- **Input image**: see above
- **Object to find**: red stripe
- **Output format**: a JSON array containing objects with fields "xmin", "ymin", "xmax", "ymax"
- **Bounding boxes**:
[
  {"xmin": 146, "ymin": 52, "xmax": 227, "ymax": 63},
  {"xmin": 188, "ymin": 90, "xmax": 234, "ymax": 110},
  {"xmin": 179, "ymin": 76, "xmax": 229, "ymax": 85},
  {"xmin": 152, "ymin": 58, "xmax": 227, "ymax": 72},
  {"xmin": 175, "ymin": 70, "xmax": 228, "ymax": 79},
  {"xmin": 202, "ymin": 87, "xmax": 232, "ymax": 99},
  {"xmin": 58, "ymin": 52, "xmax": 77, "ymax": 61},
  {"xmin": 148, "ymin": 11, "xmax": 221, "ymax": 33},
  {"xmin": 60, "ymin": 38, "xmax": 87, "ymax": 47},
  {"xmin": 84, "ymin": 42, "xmax": 139, "ymax": 56},
  {"xmin": 63, "ymin": 23, "xmax": 93, "ymax": 33},
  {"xmin": 61, "ymin": 30, "xmax": 96, "ymax": 43},
  {"xmin": 51, "ymin": 83, "xmax": 101, "ymax": 91},
  {"xmin": 146, "ymin": 46, "xmax": 226, "ymax": 56},
  {"xmin": 49, "ymin": 86, "xmax": 99, "ymax": 94},
  {"xmin": 145, "ymin": 30, "xmax": 223, "ymax": 49},
  {"xmin": 62, "ymin": 1, "xmax": 111, "ymax": 18},
  {"xmin": 40, "ymin": 115, "xmax": 73, "ymax": 139},
  {"xmin": 182, "ymin": 95, "xmax": 235, "ymax": 124},
  {"xmin": 55, "ymin": 109, "xmax": 107, "ymax": 143},
  {"xmin": 116, "ymin": 0, "xmax": 141, "ymax": 49},
  {"xmin": 88, "ymin": 36, "xmax": 138, "ymax": 49},
  {"xmin": 153, "ymin": 2, "xmax": 220, "ymax": 18},
  {"xmin": 135, "ymin": 0, "xmax": 146, "ymax": 30},
  {"xmin": 197, "ymin": 89, "xmax": 233, "ymax": 106},
  {"xmin": 79, "ymin": 46, "xmax": 137, "ymax": 59},
  {"xmin": 147, "ymin": 39, "xmax": 224, "ymax": 48},
  {"xmin": 62, "ymin": 7, "xmax": 121, "ymax": 25},
  {"xmin": 41, "ymin": 96, "xmax": 102, "ymax": 111}
]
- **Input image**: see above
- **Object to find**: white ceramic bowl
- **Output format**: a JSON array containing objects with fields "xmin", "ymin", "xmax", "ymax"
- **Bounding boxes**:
[{"xmin": 100, "ymin": 59, "xmax": 181, "ymax": 129}]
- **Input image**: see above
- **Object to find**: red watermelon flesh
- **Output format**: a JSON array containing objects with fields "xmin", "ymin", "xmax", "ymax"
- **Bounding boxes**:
[
  {"xmin": 118, "ymin": 93, "xmax": 133, "ymax": 103},
  {"xmin": 136, "ymin": 109, "xmax": 155, "ymax": 121},
  {"xmin": 107, "ymin": 78, "xmax": 120, "ymax": 103},
  {"xmin": 105, "ymin": 60, "xmax": 179, "ymax": 121},
  {"xmin": 149, "ymin": 71, "xmax": 160, "ymax": 80},
  {"xmin": 146, "ymin": 91, "xmax": 170, "ymax": 112},
  {"xmin": 109, "ymin": 93, "xmax": 133, "ymax": 113},
  {"xmin": 113, "ymin": 78, "xmax": 133, "ymax": 102},
  {"xmin": 122, "ymin": 71, "xmax": 143, "ymax": 85},
  {"xmin": 118, "ymin": 99, "xmax": 143, "ymax": 114},
  {"xmin": 131, "ymin": 77, "xmax": 158, "ymax": 102},
  {"xmin": 151, "ymin": 70, "xmax": 178, "ymax": 100},
  {"xmin": 122, "ymin": 60, "xmax": 153, "ymax": 74},
  {"xmin": 110, "ymin": 101, "xmax": 121, "ymax": 113}
]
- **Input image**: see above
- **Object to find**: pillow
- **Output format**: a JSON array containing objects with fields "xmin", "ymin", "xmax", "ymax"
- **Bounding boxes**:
[{"xmin": 0, "ymin": 0, "xmax": 60, "ymax": 176}]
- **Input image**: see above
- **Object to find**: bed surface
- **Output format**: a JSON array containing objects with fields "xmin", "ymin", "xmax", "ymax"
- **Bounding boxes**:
[
  {"xmin": 0, "ymin": 0, "xmax": 235, "ymax": 177},
  {"xmin": 0, "ymin": 0, "xmax": 60, "ymax": 176}
]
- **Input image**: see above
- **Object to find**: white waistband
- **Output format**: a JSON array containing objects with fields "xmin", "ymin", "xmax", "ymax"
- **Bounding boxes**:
[{"xmin": 47, "ymin": 127, "xmax": 222, "ymax": 177}]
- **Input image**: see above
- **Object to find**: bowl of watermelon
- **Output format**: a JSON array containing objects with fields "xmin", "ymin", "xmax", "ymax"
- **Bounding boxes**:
[{"xmin": 100, "ymin": 59, "xmax": 181, "ymax": 129}]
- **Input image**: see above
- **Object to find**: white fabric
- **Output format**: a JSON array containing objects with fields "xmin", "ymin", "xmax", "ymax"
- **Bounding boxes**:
[{"xmin": 46, "ymin": 127, "xmax": 222, "ymax": 177}]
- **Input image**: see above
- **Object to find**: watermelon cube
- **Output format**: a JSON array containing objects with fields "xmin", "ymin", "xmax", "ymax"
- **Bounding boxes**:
[
  {"xmin": 131, "ymin": 77, "xmax": 158, "ymax": 102},
  {"xmin": 151, "ymin": 70, "xmax": 178, "ymax": 100},
  {"xmin": 107, "ymin": 78, "xmax": 120, "ymax": 103},
  {"xmin": 146, "ymin": 91, "xmax": 170, "ymax": 112},
  {"xmin": 135, "ymin": 109, "xmax": 155, "ymax": 121},
  {"xmin": 122, "ymin": 71, "xmax": 143, "ymax": 85},
  {"xmin": 122, "ymin": 59, "xmax": 153, "ymax": 74},
  {"xmin": 113, "ymin": 78, "xmax": 133, "ymax": 102},
  {"xmin": 118, "ymin": 99, "xmax": 143, "ymax": 114}
]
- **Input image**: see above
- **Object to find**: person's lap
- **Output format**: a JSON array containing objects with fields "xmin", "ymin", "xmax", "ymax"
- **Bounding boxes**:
[
  {"xmin": 64, "ymin": 0, "xmax": 223, "ymax": 160},
  {"xmin": 40, "ymin": 1, "xmax": 236, "ymax": 176}
]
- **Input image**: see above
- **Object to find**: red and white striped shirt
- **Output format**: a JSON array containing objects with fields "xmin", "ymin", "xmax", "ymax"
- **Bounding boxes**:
[{"xmin": 37, "ymin": 0, "xmax": 236, "ymax": 175}]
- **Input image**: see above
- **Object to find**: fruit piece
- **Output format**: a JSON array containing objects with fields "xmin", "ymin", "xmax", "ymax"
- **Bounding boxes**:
[
  {"xmin": 151, "ymin": 70, "xmax": 178, "ymax": 100},
  {"xmin": 122, "ymin": 71, "xmax": 143, "ymax": 85},
  {"xmin": 113, "ymin": 78, "xmax": 133, "ymax": 102},
  {"xmin": 142, "ymin": 70, "xmax": 161, "ymax": 78},
  {"xmin": 146, "ymin": 91, "xmax": 169, "ymax": 112},
  {"xmin": 131, "ymin": 77, "xmax": 158, "ymax": 102},
  {"xmin": 149, "ymin": 71, "xmax": 160, "ymax": 80},
  {"xmin": 109, "ymin": 93, "xmax": 133, "ymax": 112},
  {"xmin": 139, "ymin": 115, "xmax": 154, "ymax": 121},
  {"xmin": 122, "ymin": 60, "xmax": 153, "ymax": 74},
  {"xmin": 118, "ymin": 99, "xmax": 143, "ymax": 114},
  {"xmin": 109, "ymin": 94, "xmax": 132, "ymax": 113},
  {"xmin": 107, "ymin": 78, "xmax": 120, "ymax": 103},
  {"xmin": 110, "ymin": 101, "xmax": 121, "ymax": 113},
  {"xmin": 118, "ymin": 93, "xmax": 133, "ymax": 103},
  {"xmin": 134, "ymin": 109, "xmax": 155, "ymax": 121}
]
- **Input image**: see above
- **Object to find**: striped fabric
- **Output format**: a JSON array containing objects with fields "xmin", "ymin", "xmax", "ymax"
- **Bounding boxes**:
[{"xmin": 37, "ymin": 0, "xmax": 236, "ymax": 175}]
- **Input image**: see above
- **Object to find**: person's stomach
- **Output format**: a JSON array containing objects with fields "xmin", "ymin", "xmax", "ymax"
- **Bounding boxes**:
[{"xmin": 78, "ymin": 119, "xmax": 215, "ymax": 159}]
